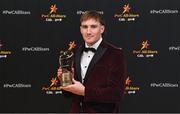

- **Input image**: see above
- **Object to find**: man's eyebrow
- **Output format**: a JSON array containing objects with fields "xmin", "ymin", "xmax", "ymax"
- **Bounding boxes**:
[
  {"xmin": 91, "ymin": 25, "xmax": 97, "ymax": 26},
  {"xmin": 81, "ymin": 24, "xmax": 98, "ymax": 26},
  {"xmin": 81, "ymin": 25, "xmax": 88, "ymax": 27}
]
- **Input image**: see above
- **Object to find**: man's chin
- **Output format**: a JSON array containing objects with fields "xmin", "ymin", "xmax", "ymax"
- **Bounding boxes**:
[{"xmin": 85, "ymin": 41, "xmax": 94, "ymax": 46}]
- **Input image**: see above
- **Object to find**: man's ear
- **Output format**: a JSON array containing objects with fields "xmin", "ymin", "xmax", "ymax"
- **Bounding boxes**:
[
  {"xmin": 101, "ymin": 25, "xmax": 105, "ymax": 34},
  {"xmin": 80, "ymin": 26, "xmax": 82, "ymax": 34}
]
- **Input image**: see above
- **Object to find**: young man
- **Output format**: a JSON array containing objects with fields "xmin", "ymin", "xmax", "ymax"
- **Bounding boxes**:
[{"xmin": 58, "ymin": 10, "xmax": 127, "ymax": 113}]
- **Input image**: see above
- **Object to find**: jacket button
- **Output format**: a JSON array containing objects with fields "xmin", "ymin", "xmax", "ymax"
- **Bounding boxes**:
[{"xmin": 80, "ymin": 102, "xmax": 82, "ymax": 106}]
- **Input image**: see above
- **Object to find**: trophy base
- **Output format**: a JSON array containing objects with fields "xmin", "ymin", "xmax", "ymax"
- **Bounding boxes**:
[{"xmin": 61, "ymin": 82, "xmax": 72, "ymax": 87}]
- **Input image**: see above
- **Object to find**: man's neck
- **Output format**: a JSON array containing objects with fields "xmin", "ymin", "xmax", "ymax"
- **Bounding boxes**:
[{"xmin": 85, "ymin": 38, "xmax": 102, "ymax": 50}]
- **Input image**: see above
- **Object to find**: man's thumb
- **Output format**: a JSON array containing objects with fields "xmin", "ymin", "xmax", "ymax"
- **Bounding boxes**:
[{"xmin": 72, "ymin": 78, "xmax": 78, "ymax": 83}]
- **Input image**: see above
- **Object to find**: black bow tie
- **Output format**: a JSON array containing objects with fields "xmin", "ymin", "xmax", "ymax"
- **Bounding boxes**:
[{"xmin": 83, "ymin": 47, "xmax": 96, "ymax": 53}]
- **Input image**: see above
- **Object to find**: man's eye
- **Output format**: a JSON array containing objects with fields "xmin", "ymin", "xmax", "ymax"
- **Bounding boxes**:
[
  {"xmin": 91, "ymin": 25, "xmax": 97, "ymax": 28},
  {"xmin": 81, "ymin": 25, "xmax": 88, "ymax": 29}
]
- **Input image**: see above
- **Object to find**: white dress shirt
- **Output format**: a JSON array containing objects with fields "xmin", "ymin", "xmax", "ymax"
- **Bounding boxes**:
[{"xmin": 80, "ymin": 38, "xmax": 102, "ymax": 82}]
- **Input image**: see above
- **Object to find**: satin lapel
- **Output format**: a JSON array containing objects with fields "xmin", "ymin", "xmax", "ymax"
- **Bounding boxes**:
[
  {"xmin": 83, "ymin": 45, "xmax": 107, "ymax": 84},
  {"xmin": 75, "ymin": 46, "xmax": 83, "ymax": 83}
]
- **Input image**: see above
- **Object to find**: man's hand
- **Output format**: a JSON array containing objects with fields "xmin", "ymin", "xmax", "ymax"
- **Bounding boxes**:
[
  {"xmin": 60, "ymin": 79, "xmax": 85, "ymax": 96},
  {"xmin": 57, "ymin": 67, "xmax": 74, "ymax": 80},
  {"xmin": 57, "ymin": 67, "xmax": 62, "ymax": 81}
]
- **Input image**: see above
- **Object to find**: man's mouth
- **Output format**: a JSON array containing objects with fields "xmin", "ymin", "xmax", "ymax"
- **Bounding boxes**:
[{"xmin": 86, "ymin": 36, "xmax": 93, "ymax": 39}]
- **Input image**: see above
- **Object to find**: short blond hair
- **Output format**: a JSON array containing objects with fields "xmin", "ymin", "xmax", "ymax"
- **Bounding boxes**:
[{"xmin": 80, "ymin": 10, "xmax": 105, "ymax": 26}]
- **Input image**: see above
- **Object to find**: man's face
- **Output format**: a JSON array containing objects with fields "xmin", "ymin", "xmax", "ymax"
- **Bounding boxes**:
[{"xmin": 80, "ymin": 19, "xmax": 105, "ymax": 46}]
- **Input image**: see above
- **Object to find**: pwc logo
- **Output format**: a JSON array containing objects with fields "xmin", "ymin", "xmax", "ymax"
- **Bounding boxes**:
[
  {"xmin": 42, "ymin": 76, "xmax": 62, "ymax": 95},
  {"xmin": 125, "ymin": 76, "xmax": 140, "ymax": 95},
  {"xmin": 141, "ymin": 40, "xmax": 150, "ymax": 50},
  {"xmin": 114, "ymin": 4, "xmax": 140, "ymax": 22},
  {"xmin": 0, "ymin": 40, "xmax": 12, "ymax": 59},
  {"xmin": 122, "ymin": 4, "xmax": 131, "ymax": 14},
  {"xmin": 125, "ymin": 77, "xmax": 132, "ymax": 86},
  {"xmin": 50, "ymin": 4, "xmax": 58, "ymax": 14},
  {"xmin": 41, "ymin": 4, "xmax": 66, "ymax": 22},
  {"xmin": 133, "ymin": 40, "xmax": 158, "ymax": 58}
]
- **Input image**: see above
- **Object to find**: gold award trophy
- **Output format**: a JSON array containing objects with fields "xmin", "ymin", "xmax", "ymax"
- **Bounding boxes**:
[{"xmin": 59, "ymin": 41, "xmax": 76, "ymax": 86}]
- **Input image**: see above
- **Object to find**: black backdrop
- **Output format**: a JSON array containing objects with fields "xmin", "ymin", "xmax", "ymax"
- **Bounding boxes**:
[{"xmin": 0, "ymin": 0, "xmax": 179, "ymax": 113}]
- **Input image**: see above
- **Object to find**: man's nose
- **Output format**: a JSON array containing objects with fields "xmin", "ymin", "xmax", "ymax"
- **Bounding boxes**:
[{"xmin": 87, "ymin": 27, "xmax": 91, "ymax": 34}]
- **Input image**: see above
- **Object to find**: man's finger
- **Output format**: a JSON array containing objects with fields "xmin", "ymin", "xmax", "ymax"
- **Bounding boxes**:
[
  {"xmin": 60, "ymin": 86, "xmax": 69, "ymax": 90},
  {"xmin": 58, "ymin": 69, "xmax": 62, "ymax": 72},
  {"xmin": 72, "ymin": 78, "xmax": 79, "ymax": 84},
  {"xmin": 72, "ymin": 68, "xmax": 74, "ymax": 72},
  {"xmin": 72, "ymin": 78, "xmax": 76, "ymax": 83}
]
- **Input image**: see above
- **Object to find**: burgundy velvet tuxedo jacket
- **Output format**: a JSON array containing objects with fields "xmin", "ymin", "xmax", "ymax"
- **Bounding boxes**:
[{"xmin": 70, "ymin": 40, "xmax": 127, "ymax": 113}]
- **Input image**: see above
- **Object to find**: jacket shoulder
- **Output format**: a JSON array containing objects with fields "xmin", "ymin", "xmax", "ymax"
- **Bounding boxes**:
[{"xmin": 102, "ymin": 40, "xmax": 123, "ymax": 52}]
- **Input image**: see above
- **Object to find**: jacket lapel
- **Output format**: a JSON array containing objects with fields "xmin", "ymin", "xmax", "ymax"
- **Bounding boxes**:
[{"xmin": 75, "ymin": 45, "xmax": 83, "ymax": 83}]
